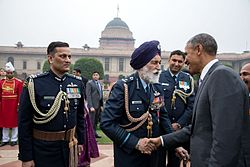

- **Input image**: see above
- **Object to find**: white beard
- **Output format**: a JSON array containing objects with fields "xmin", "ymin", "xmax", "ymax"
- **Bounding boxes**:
[{"xmin": 139, "ymin": 66, "xmax": 161, "ymax": 83}]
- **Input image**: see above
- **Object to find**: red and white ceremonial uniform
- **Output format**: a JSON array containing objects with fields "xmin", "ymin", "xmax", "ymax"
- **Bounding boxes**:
[{"xmin": 0, "ymin": 77, "xmax": 23, "ymax": 128}]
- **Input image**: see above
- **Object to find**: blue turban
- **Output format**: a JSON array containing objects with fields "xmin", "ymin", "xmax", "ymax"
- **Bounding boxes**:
[{"xmin": 130, "ymin": 40, "xmax": 161, "ymax": 70}]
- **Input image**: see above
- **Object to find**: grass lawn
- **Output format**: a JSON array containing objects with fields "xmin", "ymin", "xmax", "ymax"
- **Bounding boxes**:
[{"xmin": 96, "ymin": 125, "xmax": 113, "ymax": 144}]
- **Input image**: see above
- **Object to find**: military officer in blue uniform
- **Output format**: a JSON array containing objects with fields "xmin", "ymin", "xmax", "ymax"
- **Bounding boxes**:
[
  {"xmin": 240, "ymin": 63, "xmax": 250, "ymax": 167},
  {"xmin": 18, "ymin": 41, "xmax": 85, "ymax": 167},
  {"xmin": 159, "ymin": 50, "xmax": 195, "ymax": 167},
  {"xmin": 100, "ymin": 40, "xmax": 172, "ymax": 167}
]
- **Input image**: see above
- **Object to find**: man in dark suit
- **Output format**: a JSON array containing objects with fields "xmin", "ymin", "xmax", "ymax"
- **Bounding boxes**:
[
  {"xmin": 150, "ymin": 33, "xmax": 250, "ymax": 167},
  {"xmin": 86, "ymin": 71, "xmax": 103, "ymax": 138},
  {"xmin": 100, "ymin": 40, "xmax": 172, "ymax": 167},
  {"xmin": 159, "ymin": 50, "xmax": 195, "ymax": 167}
]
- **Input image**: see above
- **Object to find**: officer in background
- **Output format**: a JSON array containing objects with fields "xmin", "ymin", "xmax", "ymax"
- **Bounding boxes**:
[
  {"xmin": 101, "ymin": 40, "xmax": 172, "ymax": 167},
  {"xmin": 239, "ymin": 63, "xmax": 250, "ymax": 167},
  {"xmin": 240, "ymin": 63, "xmax": 250, "ymax": 92},
  {"xmin": 73, "ymin": 68, "xmax": 88, "ymax": 91},
  {"xmin": 159, "ymin": 50, "xmax": 195, "ymax": 167},
  {"xmin": 18, "ymin": 41, "xmax": 85, "ymax": 167}
]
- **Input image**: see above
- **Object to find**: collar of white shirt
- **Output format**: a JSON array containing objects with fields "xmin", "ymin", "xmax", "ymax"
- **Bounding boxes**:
[{"xmin": 200, "ymin": 59, "xmax": 219, "ymax": 81}]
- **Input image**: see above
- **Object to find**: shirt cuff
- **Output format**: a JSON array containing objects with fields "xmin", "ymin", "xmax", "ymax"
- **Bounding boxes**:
[{"xmin": 160, "ymin": 136, "xmax": 164, "ymax": 147}]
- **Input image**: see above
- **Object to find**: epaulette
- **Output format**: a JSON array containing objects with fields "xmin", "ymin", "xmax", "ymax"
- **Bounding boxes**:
[
  {"xmin": 66, "ymin": 73, "xmax": 82, "ymax": 81},
  {"xmin": 29, "ymin": 72, "xmax": 49, "ymax": 79},
  {"xmin": 23, "ymin": 72, "xmax": 49, "ymax": 88},
  {"xmin": 121, "ymin": 78, "xmax": 128, "ymax": 83},
  {"xmin": 160, "ymin": 70, "xmax": 168, "ymax": 74},
  {"xmin": 122, "ymin": 76, "xmax": 134, "ymax": 83},
  {"xmin": 181, "ymin": 71, "xmax": 191, "ymax": 76}
]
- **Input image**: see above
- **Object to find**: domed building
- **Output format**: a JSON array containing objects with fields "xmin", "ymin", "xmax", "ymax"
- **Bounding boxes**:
[
  {"xmin": 99, "ymin": 17, "xmax": 135, "ymax": 49},
  {"xmin": 0, "ymin": 16, "xmax": 249, "ymax": 82}
]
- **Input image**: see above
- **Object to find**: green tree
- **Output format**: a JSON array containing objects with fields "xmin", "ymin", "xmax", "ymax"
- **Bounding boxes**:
[
  {"xmin": 42, "ymin": 60, "xmax": 50, "ymax": 72},
  {"xmin": 74, "ymin": 58, "xmax": 104, "ymax": 80}
]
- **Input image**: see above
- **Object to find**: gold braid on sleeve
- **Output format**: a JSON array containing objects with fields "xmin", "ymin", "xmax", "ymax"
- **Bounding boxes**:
[
  {"xmin": 120, "ymin": 83, "xmax": 149, "ymax": 132},
  {"xmin": 28, "ymin": 77, "xmax": 68, "ymax": 124}
]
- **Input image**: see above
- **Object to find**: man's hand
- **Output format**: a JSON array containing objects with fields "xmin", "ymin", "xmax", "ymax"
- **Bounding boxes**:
[
  {"xmin": 136, "ymin": 138, "xmax": 156, "ymax": 154},
  {"xmin": 22, "ymin": 160, "xmax": 35, "ymax": 167},
  {"xmin": 175, "ymin": 147, "xmax": 189, "ymax": 160},
  {"xmin": 149, "ymin": 137, "xmax": 162, "ymax": 148},
  {"xmin": 172, "ymin": 123, "xmax": 181, "ymax": 131},
  {"xmin": 90, "ymin": 107, "xmax": 95, "ymax": 112}
]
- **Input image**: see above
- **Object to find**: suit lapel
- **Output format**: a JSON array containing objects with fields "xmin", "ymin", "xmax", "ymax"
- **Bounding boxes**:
[{"xmin": 191, "ymin": 62, "xmax": 221, "ymax": 133}]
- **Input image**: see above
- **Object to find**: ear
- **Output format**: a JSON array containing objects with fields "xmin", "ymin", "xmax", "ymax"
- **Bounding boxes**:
[
  {"xmin": 48, "ymin": 55, "xmax": 53, "ymax": 64},
  {"xmin": 196, "ymin": 44, "xmax": 203, "ymax": 56}
]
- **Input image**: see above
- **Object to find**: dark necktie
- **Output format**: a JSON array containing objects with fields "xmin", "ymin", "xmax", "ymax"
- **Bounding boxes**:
[
  {"xmin": 96, "ymin": 81, "xmax": 102, "ymax": 98},
  {"xmin": 146, "ymin": 84, "xmax": 151, "ymax": 101},
  {"xmin": 173, "ymin": 75, "xmax": 177, "ymax": 85}
]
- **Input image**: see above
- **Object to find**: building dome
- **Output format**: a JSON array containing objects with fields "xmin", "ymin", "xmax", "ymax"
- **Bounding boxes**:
[
  {"xmin": 105, "ymin": 17, "xmax": 129, "ymax": 29},
  {"xmin": 99, "ymin": 17, "xmax": 135, "ymax": 49}
]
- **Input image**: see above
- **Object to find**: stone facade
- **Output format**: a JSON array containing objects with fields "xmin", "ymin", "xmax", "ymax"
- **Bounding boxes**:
[{"xmin": 0, "ymin": 17, "xmax": 249, "ymax": 81}]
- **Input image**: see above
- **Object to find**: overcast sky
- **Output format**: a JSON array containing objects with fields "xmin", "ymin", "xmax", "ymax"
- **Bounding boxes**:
[{"xmin": 0, "ymin": 0, "xmax": 250, "ymax": 53}]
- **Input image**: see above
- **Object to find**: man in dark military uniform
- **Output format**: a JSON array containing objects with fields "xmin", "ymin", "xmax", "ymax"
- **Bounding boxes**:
[
  {"xmin": 159, "ymin": 50, "xmax": 195, "ymax": 167},
  {"xmin": 73, "ymin": 68, "xmax": 88, "ymax": 91},
  {"xmin": 18, "ymin": 41, "xmax": 85, "ymax": 167},
  {"xmin": 239, "ymin": 63, "xmax": 250, "ymax": 167},
  {"xmin": 100, "ymin": 40, "xmax": 172, "ymax": 167}
]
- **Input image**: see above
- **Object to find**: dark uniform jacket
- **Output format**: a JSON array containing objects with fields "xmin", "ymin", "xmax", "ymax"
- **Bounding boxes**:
[
  {"xmin": 161, "ymin": 62, "xmax": 250, "ymax": 167},
  {"xmin": 100, "ymin": 72, "xmax": 172, "ymax": 167},
  {"xmin": 18, "ymin": 70, "xmax": 85, "ymax": 167},
  {"xmin": 159, "ymin": 70, "xmax": 195, "ymax": 127},
  {"xmin": 238, "ymin": 95, "xmax": 250, "ymax": 167},
  {"xmin": 159, "ymin": 70, "xmax": 195, "ymax": 167}
]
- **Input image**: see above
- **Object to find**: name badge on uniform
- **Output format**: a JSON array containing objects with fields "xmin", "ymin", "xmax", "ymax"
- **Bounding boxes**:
[
  {"xmin": 132, "ymin": 100, "xmax": 142, "ymax": 104},
  {"xmin": 66, "ymin": 88, "xmax": 81, "ymax": 99},
  {"xmin": 161, "ymin": 83, "xmax": 169, "ymax": 86},
  {"xmin": 43, "ymin": 96, "xmax": 55, "ymax": 100},
  {"xmin": 179, "ymin": 81, "xmax": 190, "ymax": 91}
]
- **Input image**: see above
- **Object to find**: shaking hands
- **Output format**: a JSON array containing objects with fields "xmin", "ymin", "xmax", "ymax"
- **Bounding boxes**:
[
  {"xmin": 135, "ymin": 137, "xmax": 189, "ymax": 161},
  {"xmin": 135, "ymin": 137, "xmax": 161, "ymax": 154}
]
